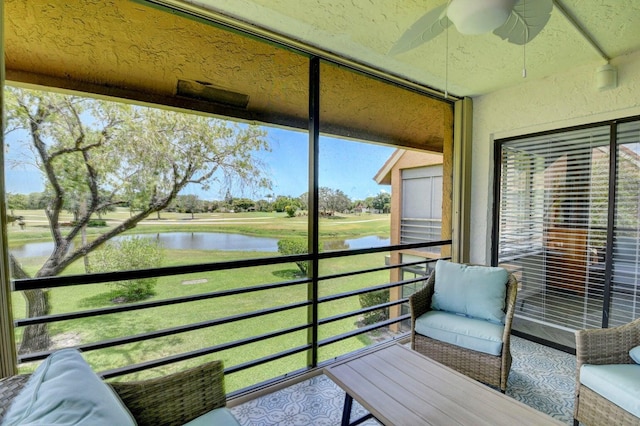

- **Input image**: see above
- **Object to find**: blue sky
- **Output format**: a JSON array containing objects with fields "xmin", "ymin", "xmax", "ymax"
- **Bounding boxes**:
[
  {"xmin": 4, "ymin": 126, "xmax": 393, "ymax": 201},
  {"xmin": 258, "ymin": 127, "xmax": 393, "ymax": 200}
]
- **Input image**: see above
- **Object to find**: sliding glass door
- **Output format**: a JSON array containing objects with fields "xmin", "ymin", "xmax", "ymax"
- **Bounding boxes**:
[
  {"xmin": 493, "ymin": 117, "xmax": 640, "ymax": 349},
  {"xmin": 608, "ymin": 121, "xmax": 640, "ymax": 327}
]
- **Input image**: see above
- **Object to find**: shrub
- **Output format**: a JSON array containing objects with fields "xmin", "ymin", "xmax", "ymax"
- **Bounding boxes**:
[
  {"xmin": 92, "ymin": 237, "xmax": 164, "ymax": 302},
  {"xmin": 284, "ymin": 205, "xmax": 296, "ymax": 218},
  {"xmin": 88, "ymin": 219, "xmax": 107, "ymax": 227},
  {"xmin": 277, "ymin": 238, "xmax": 321, "ymax": 275},
  {"xmin": 358, "ymin": 290, "xmax": 390, "ymax": 325}
]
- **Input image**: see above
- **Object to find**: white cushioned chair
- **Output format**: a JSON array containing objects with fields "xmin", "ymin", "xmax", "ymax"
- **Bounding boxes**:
[{"xmin": 409, "ymin": 260, "xmax": 518, "ymax": 392}]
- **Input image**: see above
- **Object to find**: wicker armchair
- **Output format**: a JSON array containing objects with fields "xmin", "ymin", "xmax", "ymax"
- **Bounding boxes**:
[
  {"xmin": 574, "ymin": 318, "xmax": 640, "ymax": 426},
  {"xmin": 409, "ymin": 269, "xmax": 518, "ymax": 392},
  {"xmin": 0, "ymin": 359, "xmax": 230, "ymax": 426}
]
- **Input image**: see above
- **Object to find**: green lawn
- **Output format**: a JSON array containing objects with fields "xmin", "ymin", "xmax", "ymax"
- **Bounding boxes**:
[{"xmin": 9, "ymin": 209, "xmax": 393, "ymax": 392}]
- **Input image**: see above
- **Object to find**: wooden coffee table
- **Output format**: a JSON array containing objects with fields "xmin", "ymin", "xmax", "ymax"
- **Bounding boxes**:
[{"xmin": 324, "ymin": 343, "xmax": 563, "ymax": 426}]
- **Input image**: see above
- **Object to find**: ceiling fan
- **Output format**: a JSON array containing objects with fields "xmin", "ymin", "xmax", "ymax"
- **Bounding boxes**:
[{"xmin": 389, "ymin": 0, "xmax": 553, "ymax": 56}]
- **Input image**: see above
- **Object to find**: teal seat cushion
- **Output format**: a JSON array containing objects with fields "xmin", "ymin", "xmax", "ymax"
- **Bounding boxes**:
[
  {"xmin": 630, "ymin": 345, "xmax": 640, "ymax": 364},
  {"xmin": 183, "ymin": 407, "xmax": 241, "ymax": 426},
  {"xmin": 2, "ymin": 349, "xmax": 136, "ymax": 426},
  {"xmin": 580, "ymin": 364, "xmax": 640, "ymax": 418},
  {"xmin": 415, "ymin": 310, "xmax": 504, "ymax": 356},
  {"xmin": 431, "ymin": 260, "xmax": 508, "ymax": 324}
]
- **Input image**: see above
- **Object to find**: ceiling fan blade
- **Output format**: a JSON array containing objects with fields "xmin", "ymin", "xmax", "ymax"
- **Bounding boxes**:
[
  {"xmin": 493, "ymin": 0, "xmax": 553, "ymax": 45},
  {"xmin": 388, "ymin": 3, "xmax": 452, "ymax": 56}
]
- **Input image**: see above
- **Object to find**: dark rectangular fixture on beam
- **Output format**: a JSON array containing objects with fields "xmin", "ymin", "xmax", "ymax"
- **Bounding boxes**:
[{"xmin": 177, "ymin": 80, "xmax": 249, "ymax": 109}]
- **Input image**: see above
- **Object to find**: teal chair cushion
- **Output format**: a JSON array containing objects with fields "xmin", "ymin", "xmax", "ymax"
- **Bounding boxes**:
[
  {"xmin": 415, "ymin": 310, "xmax": 504, "ymax": 356},
  {"xmin": 2, "ymin": 349, "xmax": 136, "ymax": 426},
  {"xmin": 183, "ymin": 407, "xmax": 241, "ymax": 426},
  {"xmin": 431, "ymin": 260, "xmax": 508, "ymax": 324},
  {"xmin": 580, "ymin": 364, "xmax": 640, "ymax": 418},
  {"xmin": 630, "ymin": 345, "xmax": 640, "ymax": 364}
]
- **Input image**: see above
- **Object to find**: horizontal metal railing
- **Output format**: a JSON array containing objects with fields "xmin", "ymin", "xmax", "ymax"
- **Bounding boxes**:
[{"xmin": 11, "ymin": 240, "xmax": 450, "ymax": 387}]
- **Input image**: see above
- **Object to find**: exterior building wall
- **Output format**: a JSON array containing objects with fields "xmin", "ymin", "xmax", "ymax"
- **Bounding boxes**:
[
  {"xmin": 385, "ymin": 150, "xmax": 443, "ymax": 328},
  {"xmin": 470, "ymin": 50, "xmax": 640, "ymax": 264}
]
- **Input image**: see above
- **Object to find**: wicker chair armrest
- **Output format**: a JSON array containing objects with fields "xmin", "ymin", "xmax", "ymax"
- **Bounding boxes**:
[
  {"xmin": 575, "ymin": 318, "xmax": 640, "ymax": 368},
  {"xmin": 409, "ymin": 272, "xmax": 435, "ymax": 323},
  {"xmin": 109, "ymin": 359, "xmax": 226, "ymax": 426},
  {"xmin": 0, "ymin": 374, "xmax": 31, "ymax": 422},
  {"xmin": 501, "ymin": 273, "xmax": 518, "ymax": 349}
]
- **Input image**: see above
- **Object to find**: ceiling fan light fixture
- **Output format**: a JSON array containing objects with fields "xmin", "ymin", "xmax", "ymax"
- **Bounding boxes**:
[{"xmin": 447, "ymin": 0, "xmax": 517, "ymax": 35}]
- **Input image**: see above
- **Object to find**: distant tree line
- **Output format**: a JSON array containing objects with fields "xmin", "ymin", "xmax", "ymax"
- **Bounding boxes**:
[{"xmin": 8, "ymin": 188, "xmax": 392, "ymax": 218}]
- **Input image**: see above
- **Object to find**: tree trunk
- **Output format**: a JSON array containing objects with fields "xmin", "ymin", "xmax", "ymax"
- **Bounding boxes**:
[
  {"xmin": 18, "ymin": 289, "xmax": 51, "ymax": 354},
  {"xmin": 82, "ymin": 224, "xmax": 90, "ymax": 273},
  {"xmin": 10, "ymin": 255, "xmax": 52, "ymax": 354}
]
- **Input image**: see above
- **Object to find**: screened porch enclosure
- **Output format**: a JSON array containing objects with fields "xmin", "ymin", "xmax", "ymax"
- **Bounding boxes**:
[
  {"xmin": 494, "ymin": 118, "xmax": 640, "ymax": 348},
  {"xmin": 1, "ymin": 0, "xmax": 462, "ymax": 393}
]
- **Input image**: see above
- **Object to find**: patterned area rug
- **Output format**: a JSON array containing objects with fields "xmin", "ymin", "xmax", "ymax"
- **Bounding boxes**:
[
  {"xmin": 230, "ymin": 336, "xmax": 576, "ymax": 425},
  {"xmin": 507, "ymin": 336, "xmax": 576, "ymax": 424}
]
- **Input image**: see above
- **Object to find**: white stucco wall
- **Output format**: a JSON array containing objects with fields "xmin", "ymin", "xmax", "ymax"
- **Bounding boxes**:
[{"xmin": 469, "ymin": 50, "xmax": 640, "ymax": 264}]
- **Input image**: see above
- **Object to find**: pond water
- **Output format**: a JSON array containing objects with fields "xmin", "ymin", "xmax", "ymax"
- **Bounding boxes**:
[{"xmin": 10, "ymin": 232, "xmax": 391, "ymax": 259}]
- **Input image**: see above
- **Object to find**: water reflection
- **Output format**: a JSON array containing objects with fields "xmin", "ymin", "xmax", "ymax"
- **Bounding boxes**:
[{"xmin": 11, "ymin": 232, "xmax": 391, "ymax": 259}]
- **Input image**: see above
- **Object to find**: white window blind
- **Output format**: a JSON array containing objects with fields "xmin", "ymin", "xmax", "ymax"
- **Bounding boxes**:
[
  {"xmin": 401, "ymin": 166, "xmax": 443, "ymax": 251},
  {"xmin": 608, "ymin": 121, "xmax": 640, "ymax": 326},
  {"xmin": 496, "ymin": 121, "xmax": 640, "ymax": 337}
]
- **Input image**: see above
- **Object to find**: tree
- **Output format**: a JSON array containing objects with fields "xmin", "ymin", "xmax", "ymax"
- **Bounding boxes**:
[
  {"xmin": 5, "ymin": 87, "xmax": 271, "ymax": 353},
  {"xmin": 91, "ymin": 237, "xmax": 164, "ymax": 301},
  {"xmin": 232, "ymin": 198, "xmax": 255, "ymax": 212},
  {"xmin": 297, "ymin": 193, "xmax": 308, "ymax": 211},
  {"xmin": 272, "ymin": 195, "xmax": 300, "ymax": 213},
  {"xmin": 26, "ymin": 192, "xmax": 49, "ymax": 210},
  {"xmin": 175, "ymin": 194, "xmax": 203, "ymax": 219},
  {"xmin": 254, "ymin": 199, "xmax": 270, "ymax": 212},
  {"xmin": 224, "ymin": 189, "xmax": 233, "ymax": 208},
  {"xmin": 7, "ymin": 193, "xmax": 28, "ymax": 228},
  {"xmin": 95, "ymin": 193, "xmax": 117, "ymax": 219},
  {"xmin": 371, "ymin": 191, "xmax": 391, "ymax": 213},
  {"xmin": 7, "ymin": 192, "xmax": 28, "ymax": 212},
  {"xmin": 318, "ymin": 187, "xmax": 351, "ymax": 215},
  {"xmin": 205, "ymin": 200, "xmax": 221, "ymax": 212}
]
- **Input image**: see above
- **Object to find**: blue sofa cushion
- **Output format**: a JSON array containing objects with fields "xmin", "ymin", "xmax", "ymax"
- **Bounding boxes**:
[
  {"xmin": 415, "ymin": 310, "xmax": 504, "ymax": 356},
  {"xmin": 631, "ymin": 346, "xmax": 640, "ymax": 364},
  {"xmin": 2, "ymin": 349, "xmax": 136, "ymax": 426},
  {"xmin": 431, "ymin": 260, "xmax": 508, "ymax": 324},
  {"xmin": 580, "ymin": 364, "xmax": 640, "ymax": 418},
  {"xmin": 183, "ymin": 407, "xmax": 240, "ymax": 426}
]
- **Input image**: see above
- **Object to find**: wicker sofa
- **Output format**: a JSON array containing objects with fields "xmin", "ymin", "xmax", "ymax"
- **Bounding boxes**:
[
  {"xmin": 0, "ymin": 351, "xmax": 239, "ymax": 426},
  {"xmin": 409, "ymin": 261, "xmax": 517, "ymax": 392},
  {"xmin": 574, "ymin": 318, "xmax": 640, "ymax": 426}
]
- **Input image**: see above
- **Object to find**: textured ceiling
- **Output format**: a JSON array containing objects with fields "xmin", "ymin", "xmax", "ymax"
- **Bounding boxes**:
[
  {"xmin": 7, "ymin": 0, "xmax": 637, "ymax": 151},
  {"xmin": 188, "ymin": 0, "xmax": 640, "ymax": 97},
  {"xmin": 3, "ymin": 0, "xmax": 452, "ymax": 151}
]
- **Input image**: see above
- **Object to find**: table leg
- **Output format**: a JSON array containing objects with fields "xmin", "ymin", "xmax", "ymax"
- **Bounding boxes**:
[{"xmin": 341, "ymin": 393, "xmax": 353, "ymax": 426}]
